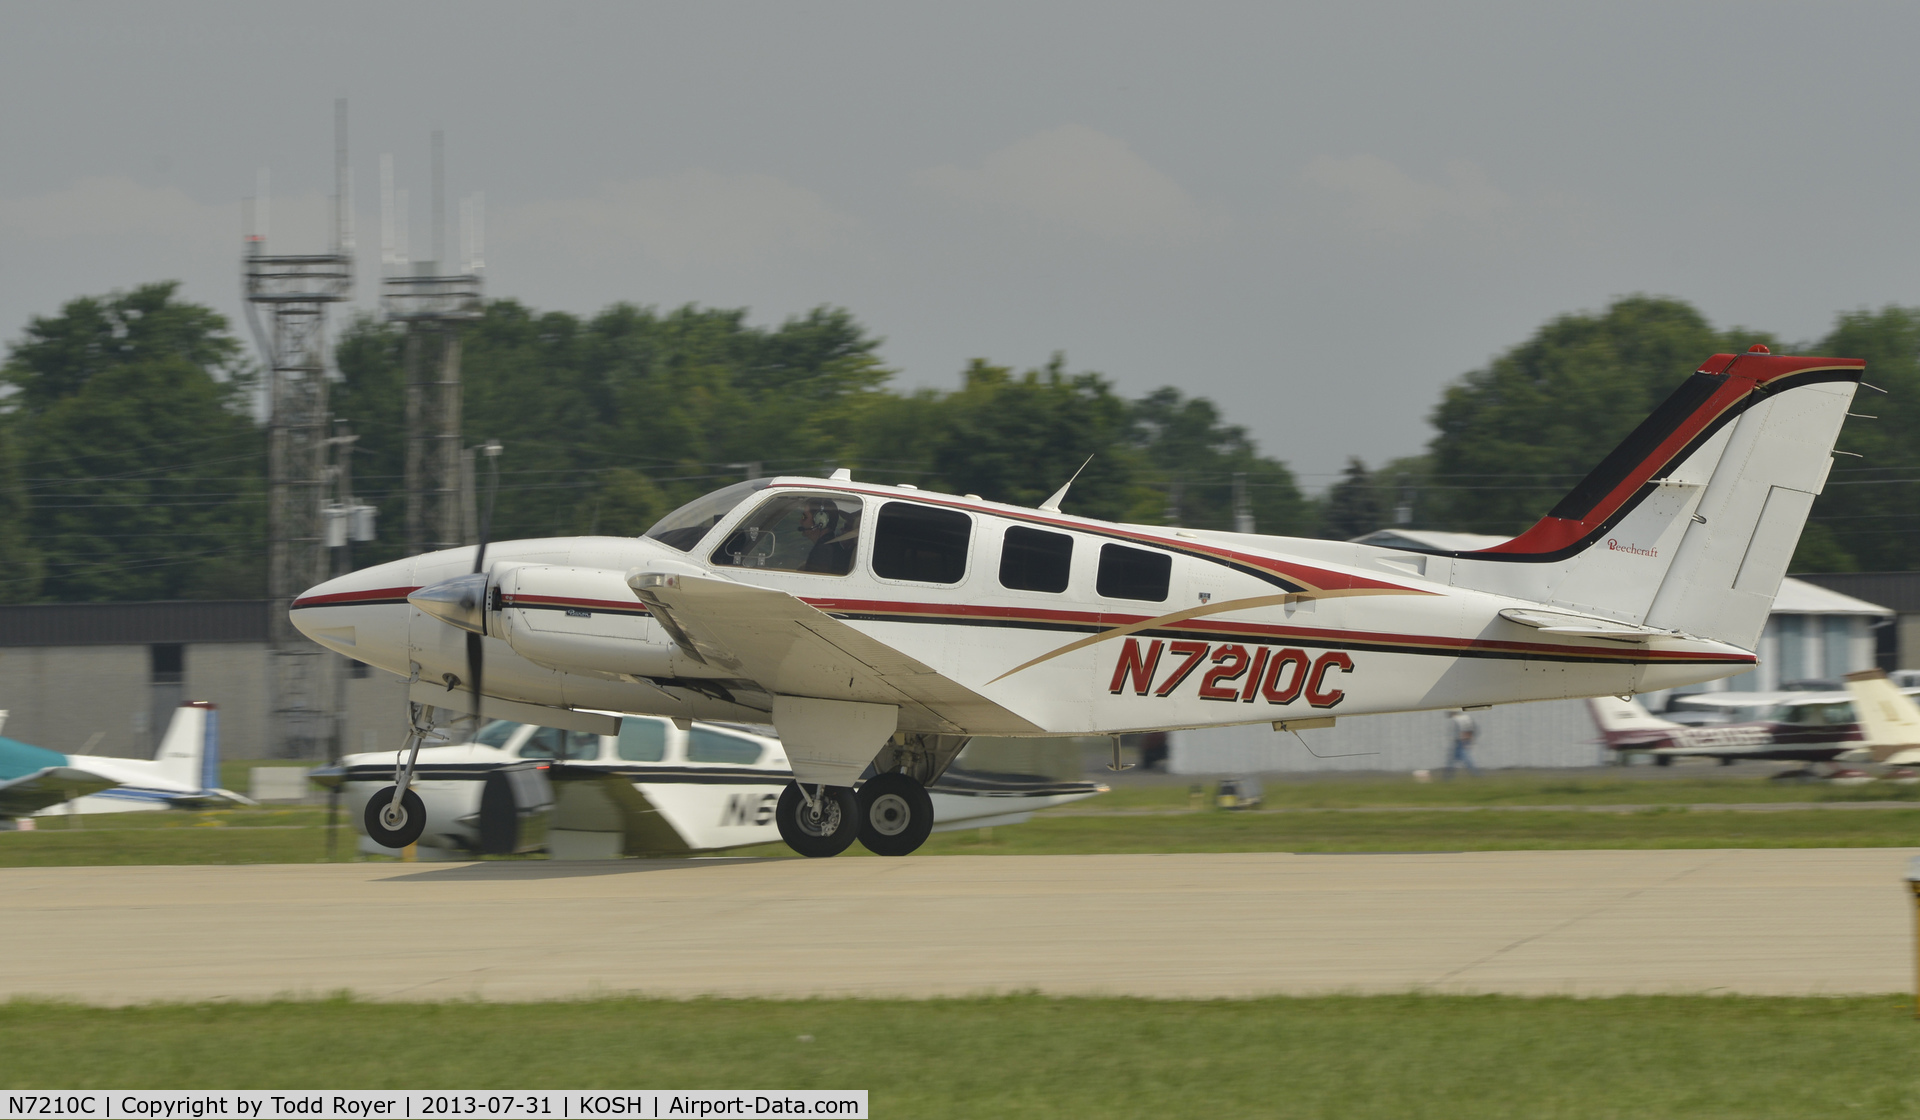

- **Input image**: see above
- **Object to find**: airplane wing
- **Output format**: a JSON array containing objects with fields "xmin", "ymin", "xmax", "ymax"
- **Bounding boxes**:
[
  {"xmin": 629, "ymin": 571, "xmax": 1043, "ymax": 735},
  {"xmin": 0, "ymin": 766, "xmax": 121, "ymax": 817}
]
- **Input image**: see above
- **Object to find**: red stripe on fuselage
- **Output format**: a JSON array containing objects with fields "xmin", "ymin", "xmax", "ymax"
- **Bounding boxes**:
[
  {"xmin": 501, "ymin": 593, "xmax": 652, "ymax": 614},
  {"xmin": 290, "ymin": 585, "xmax": 419, "ymax": 610},
  {"xmin": 803, "ymin": 597, "xmax": 1753, "ymax": 665}
]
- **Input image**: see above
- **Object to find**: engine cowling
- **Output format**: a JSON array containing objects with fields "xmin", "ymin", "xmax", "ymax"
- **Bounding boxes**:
[{"xmin": 495, "ymin": 563, "xmax": 716, "ymax": 679}]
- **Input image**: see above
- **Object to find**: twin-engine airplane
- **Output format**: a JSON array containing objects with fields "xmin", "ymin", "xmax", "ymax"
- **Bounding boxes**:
[{"xmin": 292, "ymin": 347, "xmax": 1864, "ymax": 857}]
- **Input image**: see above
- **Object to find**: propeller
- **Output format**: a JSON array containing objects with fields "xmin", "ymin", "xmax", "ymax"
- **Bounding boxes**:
[{"xmin": 466, "ymin": 441, "xmax": 504, "ymax": 727}]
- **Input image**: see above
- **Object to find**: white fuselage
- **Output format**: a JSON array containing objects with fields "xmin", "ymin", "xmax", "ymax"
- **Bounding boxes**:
[{"xmin": 292, "ymin": 481, "xmax": 1756, "ymax": 740}]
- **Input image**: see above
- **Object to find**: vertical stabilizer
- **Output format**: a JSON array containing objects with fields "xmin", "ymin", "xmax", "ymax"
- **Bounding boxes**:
[
  {"xmin": 152, "ymin": 702, "xmax": 217, "ymax": 791},
  {"xmin": 1437, "ymin": 350, "xmax": 1861, "ymax": 653},
  {"xmin": 1844, "ymin": 669, "xmax": 1920, "ymax": 762}
]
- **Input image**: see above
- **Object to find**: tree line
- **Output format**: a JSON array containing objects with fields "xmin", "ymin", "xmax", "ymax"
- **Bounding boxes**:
[{"xmin": 1, "ymin": 284, "xmax": 1912, "ymax": 603}]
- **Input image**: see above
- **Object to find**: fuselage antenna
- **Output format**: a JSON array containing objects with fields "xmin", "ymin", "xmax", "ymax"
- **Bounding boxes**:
[{"xmin": 1038, "ymin": 455, "xmax": 1094, "ymax": 514}]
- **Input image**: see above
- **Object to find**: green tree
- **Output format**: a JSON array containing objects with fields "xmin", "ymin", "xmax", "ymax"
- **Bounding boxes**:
[
  {"xmin": 1, "ymin": 283, "xmax": 263, "ymax": 601},
  {"xmin": 923, "ymin": 357, "xmax": 1146, "ymax": 521},
  {"xmin": 1425, "ymin": 296, "xmax": 1771, "ymax": 535},
  {"xmin": 1129, "ymin": 387, "xmax": 1316, "ymax": 536},
  {"xmin": 1320, "ymin": 458, "xmax": 1385, "ymax": 540},
  {"xmin": 0, "ymin": 415, "xmax": 42, "ymax": 602},
  {"xmin": 1801, "ymin": 307, "xmax": 1920, "ymax": 572}
]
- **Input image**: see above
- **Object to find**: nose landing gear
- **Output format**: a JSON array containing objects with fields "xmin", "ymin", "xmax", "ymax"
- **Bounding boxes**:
[
  {"xmin": 365, "ymin": 787, "xmax": 427, "ymax": 848},
  {"xmin": 775, "ymin": 783, "xmax": 860, "ymax": 858},
  {"xmin": 365, "ymin": 701, "xmax": 442, "ymax": 849},
  {"xmin": 856, "ymin": 772, "xmax": 934, "ymax": 856}
]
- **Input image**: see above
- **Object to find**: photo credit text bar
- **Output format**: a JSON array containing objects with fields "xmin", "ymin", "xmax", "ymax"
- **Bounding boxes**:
[{"xmin": 2, "ymin": 1093, "xmax": 868, "ymax": 1119}]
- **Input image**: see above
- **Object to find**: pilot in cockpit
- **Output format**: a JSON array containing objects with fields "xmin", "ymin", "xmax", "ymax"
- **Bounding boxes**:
[{"xmin": 799, "ymin": 498, "xmax": 859, "ymax": 574}]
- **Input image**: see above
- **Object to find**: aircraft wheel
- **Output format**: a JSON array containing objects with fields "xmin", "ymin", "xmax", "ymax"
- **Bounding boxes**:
[
  {"xmin": 776, "ymin": 783, "xmax": 859, "ymax": 858},
  {"xmin": 364, "ymin": 786, "xmax": 427, "ymax": 848},
  {"xmin": 857, "ymin": 772, "xmax": 935, "ymax": 857}
]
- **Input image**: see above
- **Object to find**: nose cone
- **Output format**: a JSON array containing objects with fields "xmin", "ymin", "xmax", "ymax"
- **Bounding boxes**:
[
  {"xmin": 288, "ymin": 557, "xmax": 420, "ymax": 673},
  {"xmin": 409, "ymin": 572, "xmax": 488, "ymax": 635}
]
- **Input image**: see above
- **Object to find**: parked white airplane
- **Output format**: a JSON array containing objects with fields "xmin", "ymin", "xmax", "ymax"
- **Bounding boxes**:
[
  {"xmin": 0, "ymin": 702, "xmax": 250, "ymax": 821},
  {"xmin": 291, "ymin": 346, "xmax": 1863, "ymax": 856},
  {"xmin": 313, "ymin": 716, "xmax": 1106, "ymax": 858}
]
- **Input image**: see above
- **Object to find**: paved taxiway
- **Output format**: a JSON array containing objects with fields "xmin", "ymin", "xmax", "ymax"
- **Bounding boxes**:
[{"xmin": 5, "ymin": 849, "xmax": 1912, "ymax": 1003}]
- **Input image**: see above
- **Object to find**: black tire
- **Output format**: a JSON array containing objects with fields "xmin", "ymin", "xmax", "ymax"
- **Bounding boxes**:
[
  {"xmin": 776, "ymin": 783, "xmax": 859, "ymax": 858},
  {"xmin": 856, "ymin": 772, "xmax": 935, "ymax": 857},
  {"xmin": 364, "ymin": 786, "xmax": 427, "ymax": 848}
]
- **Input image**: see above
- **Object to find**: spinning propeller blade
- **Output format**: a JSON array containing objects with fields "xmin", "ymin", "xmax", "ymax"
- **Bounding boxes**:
[{"xmin": 467, "ymin": 441, "xmax": 503, "ymax": 725}]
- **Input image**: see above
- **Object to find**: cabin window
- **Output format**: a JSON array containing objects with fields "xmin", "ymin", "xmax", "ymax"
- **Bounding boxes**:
[
  {"xmin": 999, "ymin": 526, "xmax": 1073, "ymax": 593},
  {"xmin": 873, "ymin": 501, "xmax": 971, "ymax": 584},
  {"xmin": 687, "ymin": 726, "xmax": 764, "ymax": 765},
  {"xmin": 617, "ymin": 719, "xmax": 667, "ymax": 762},
  {"xmin": 1097, "ymin": 543, "xmax": 1172, "ymax": 602},
  {"xmin": 710, "ymin": 493, "xmax": 863, "ymax": 576},
  {"xmin": 474, "ymin": 720, "xmax": 525, "ymax": 749}
]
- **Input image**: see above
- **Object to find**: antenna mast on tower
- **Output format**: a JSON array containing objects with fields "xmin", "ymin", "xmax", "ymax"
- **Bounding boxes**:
[
  {"xmin": 384, "ymin": 129, "xmax": 484, "ymax": 556},
  {"xmin": 243, "ymin": 99, "xmax": 354, "ymax": 759}
]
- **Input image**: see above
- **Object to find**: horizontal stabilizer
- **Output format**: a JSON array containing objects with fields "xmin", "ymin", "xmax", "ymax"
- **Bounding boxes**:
[{"xmin": 1501, "ymin": 609, "xmax": 1665, "ymax": 643}]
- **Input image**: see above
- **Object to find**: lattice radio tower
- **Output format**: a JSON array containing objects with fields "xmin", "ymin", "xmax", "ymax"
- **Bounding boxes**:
[
  {"xmin": 382, "ymin": 131, "xmax": 484, "ymax": 555},
  {"xmin": 243, "ymin": 100, "xmax": 354, "ymax": 759}
]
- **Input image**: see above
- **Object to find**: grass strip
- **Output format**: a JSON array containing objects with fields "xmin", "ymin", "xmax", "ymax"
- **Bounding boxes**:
[
  {"xmin": 755, "ymin": 805, "xmax": 1920, "ymax": 857},
  {"xmin": 2, "ymin": 994, "xmax": 1916, "ymax": 1118},
  {"xmin": 7, "ymin": 801, "xmax": 1920, "ymax": 865}
]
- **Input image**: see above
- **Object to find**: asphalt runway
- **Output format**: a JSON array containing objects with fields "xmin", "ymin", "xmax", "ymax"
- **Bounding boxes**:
[{"xmin": 6, "ymin": 850, "xmax": 1915, "ymax": 1003}]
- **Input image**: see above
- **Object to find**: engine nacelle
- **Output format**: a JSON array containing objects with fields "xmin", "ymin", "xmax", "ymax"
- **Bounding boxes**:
[{"xmin": 495, "ymin": 563, "xmax": 716, "ymax": 679}]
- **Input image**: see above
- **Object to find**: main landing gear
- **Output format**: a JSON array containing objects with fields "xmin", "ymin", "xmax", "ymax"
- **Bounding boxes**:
[
  {"xmin": 855, "ymin": 772, "xmax": 934, "ymax": 857},
  {"xmin": 776, "ymin": 783, "xmax": 860, "ymax": 858},
  {"xmin": 775, "ymin": 773, "xmax": 937, "ymax": 858}
]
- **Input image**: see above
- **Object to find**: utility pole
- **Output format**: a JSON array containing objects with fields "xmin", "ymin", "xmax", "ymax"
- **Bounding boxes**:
[
  {"xmin": 243, "ymin": 100, "xmax": 353, "ymax": 759},
  {"xmin": 1231, "ymin": 472, "xmax": 1255, "ymax": 534}
]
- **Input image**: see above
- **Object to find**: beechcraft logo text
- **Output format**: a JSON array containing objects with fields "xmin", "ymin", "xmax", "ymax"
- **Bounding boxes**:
[{"xmin": 1607, "ymin": 539, "xmax": 1657, "ymax": 557}]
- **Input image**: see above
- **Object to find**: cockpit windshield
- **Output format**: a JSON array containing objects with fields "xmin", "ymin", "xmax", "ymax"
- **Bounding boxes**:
[{"xmin": 643, "ymin": 479, "xmax": 773, "ymax": 552}]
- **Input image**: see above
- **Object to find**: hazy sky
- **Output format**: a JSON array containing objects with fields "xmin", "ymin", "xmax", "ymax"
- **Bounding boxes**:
[{"xmin": 4, "ymin": 2, "xmax": 1917, "ymax": 487}]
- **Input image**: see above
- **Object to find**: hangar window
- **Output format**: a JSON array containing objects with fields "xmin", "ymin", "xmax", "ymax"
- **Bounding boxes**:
[
  {"xmin": 617, "ymin": 719, "xmax": 667, "ymax": 762},
  {"xmin": 150, "ymin": 643, "xmax": 183, "ymax": 685},
  {"xmin": 873, "ymin": 501, "xmax": 972, "ymax": 584},
  {"xmin": 710, "ymin": 493, "xmax": 863, "ymax": 576},
  {"xmin": 688, "ymin": 726, "xmax": 764, "ymax": 765},
  {"xmin": 1097, "ymin": 544, "xmax": 1172, "ymax": 602},
  {"xmin": 999, "ymin": 526, "xmax": 1073, "ymax": 593}
]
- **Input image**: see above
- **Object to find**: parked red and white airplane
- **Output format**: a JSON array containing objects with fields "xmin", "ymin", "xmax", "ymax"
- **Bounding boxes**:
[
  {"xmin": 1585, "ymin": 694, "xmax": 1865, "ymax": 766},
  {"xmin": 0, "ymin": 702, "xmax": 250, "ymax": 822},
  {"xmin": 292, "ymin": 347, "xmax": 1863, "ymax": 856}
]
